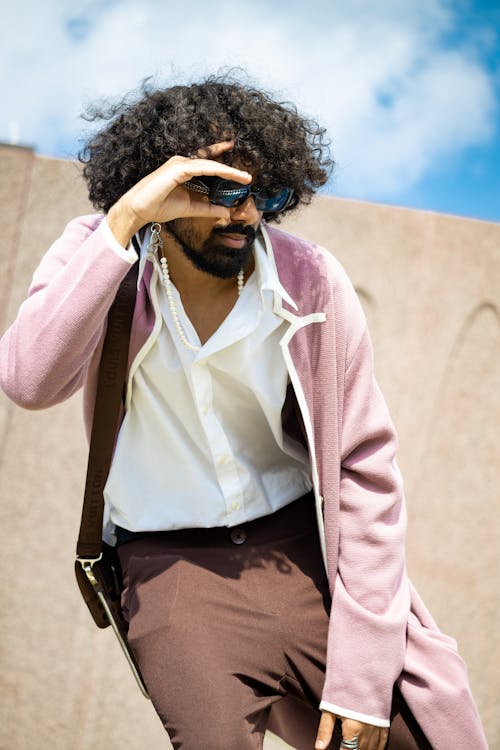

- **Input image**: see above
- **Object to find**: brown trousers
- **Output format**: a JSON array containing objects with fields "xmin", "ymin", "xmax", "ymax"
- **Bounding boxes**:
[{"xmin": 117, "ymin": 494, "xmax": 431, "ymax": 750}]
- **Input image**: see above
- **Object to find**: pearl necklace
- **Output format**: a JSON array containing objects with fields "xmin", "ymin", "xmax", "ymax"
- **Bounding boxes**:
[{"xmin": 148, "ymin": 222, "xmax": 244, "ymax": 353}]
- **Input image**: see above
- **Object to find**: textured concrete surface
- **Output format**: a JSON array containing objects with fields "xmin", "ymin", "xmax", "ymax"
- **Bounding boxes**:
[{"xmin": 0, "ymin": 146, "xmax": 498, "ymax": 749}]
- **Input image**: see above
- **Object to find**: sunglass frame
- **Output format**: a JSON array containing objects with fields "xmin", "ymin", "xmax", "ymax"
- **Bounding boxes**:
[{"xmin": 184, "ymin": 178, "xmax": 294, "ymax": 213}]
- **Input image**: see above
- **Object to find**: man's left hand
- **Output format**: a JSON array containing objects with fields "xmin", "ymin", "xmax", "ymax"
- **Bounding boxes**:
[{"xmin": 315, "ymin": 710, "xmax": 389, "ymax": 750}]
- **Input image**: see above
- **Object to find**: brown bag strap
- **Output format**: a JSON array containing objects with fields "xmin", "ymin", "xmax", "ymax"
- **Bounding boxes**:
[{"xmin": 76, "ymin": 261, "xmax": 138, "ymax": 559}]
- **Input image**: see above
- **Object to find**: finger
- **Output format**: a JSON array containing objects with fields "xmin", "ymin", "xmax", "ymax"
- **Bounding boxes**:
[
  {"xmin": 194, "ymin": 140, "xmax": 235, "ymax": 159},
  {"xmin": 376, "ymin": 728, "xmax": 389, "ymax": 750},
  {"xmin": 154, "ymin": 154, "xmax": 252, "ymax": 191},
  {"xmin": 340, "ymin": 719, "xmax": 363, "ymax": 749},
  {"xmin": 182, "ymin": 199, "xmax": 231, "ymax": 220},
  {"xmin": 341, "ymin": 719, "xmax": 363, "ymax": 740},
  {"xmin": 315, "ymin": 711, "xmax": 336, "ymax": 749},
  {"xmin": 183, "ymin": 157, "xmax": 252, "ymax": 184}
]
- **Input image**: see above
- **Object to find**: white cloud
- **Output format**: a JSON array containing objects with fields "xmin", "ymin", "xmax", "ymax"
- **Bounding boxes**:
[{"xmin": 0, "ymin": 0, "xmax": 497, "ymax": 201}]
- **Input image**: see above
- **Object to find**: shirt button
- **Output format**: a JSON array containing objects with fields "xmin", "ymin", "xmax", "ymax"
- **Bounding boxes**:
[
  {"xmin": 230, "ymin": 528, "xmax": 247, "ymax": 545},
  {"xmin": 231, "ymin": 501, "xmax": 240, "ymax": 511}
]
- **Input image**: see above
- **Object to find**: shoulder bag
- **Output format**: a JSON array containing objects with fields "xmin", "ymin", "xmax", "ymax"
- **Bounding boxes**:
[{"xmin": 74, "ymin": 260, "xmax": 149, "ymax": 698}]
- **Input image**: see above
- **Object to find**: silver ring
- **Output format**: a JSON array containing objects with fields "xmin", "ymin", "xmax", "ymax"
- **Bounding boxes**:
[{"xmin": 340, "ymin": 738, "xmax": 360, "ymax": 749}]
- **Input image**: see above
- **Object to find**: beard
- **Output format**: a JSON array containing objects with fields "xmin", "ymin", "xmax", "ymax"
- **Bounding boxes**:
[{"xmin": 165, "ymin": 220, "xmax": 257, "ymax": 279}]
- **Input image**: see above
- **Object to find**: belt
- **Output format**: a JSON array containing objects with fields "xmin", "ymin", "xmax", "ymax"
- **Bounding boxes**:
[{"xmin": 114, "ymin": 490, "xmax": 316, "ymax": 548}]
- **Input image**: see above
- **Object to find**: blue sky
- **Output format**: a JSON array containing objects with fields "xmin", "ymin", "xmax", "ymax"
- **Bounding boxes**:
[{"xmin": 1, "ymin": 0, "xmax": 499, "ymax": 223}]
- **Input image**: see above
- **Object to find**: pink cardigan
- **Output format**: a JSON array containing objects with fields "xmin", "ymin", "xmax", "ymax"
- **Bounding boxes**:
[{"xmin": 0, "ymin": 215, "xmax": 488, "ymax": 748}]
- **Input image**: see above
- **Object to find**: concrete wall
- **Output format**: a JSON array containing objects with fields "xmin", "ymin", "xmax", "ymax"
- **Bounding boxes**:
[{"xmin": 0, "ymin": 145, "xmax": 498, "ymax": 749}]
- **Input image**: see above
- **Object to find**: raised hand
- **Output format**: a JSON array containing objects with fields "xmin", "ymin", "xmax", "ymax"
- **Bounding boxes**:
[{"xmin": 106, "ymin": 140, "xmax": 251, "ymax": 247}]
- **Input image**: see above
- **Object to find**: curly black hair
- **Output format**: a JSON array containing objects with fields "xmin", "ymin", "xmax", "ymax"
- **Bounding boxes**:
[{"xmin": 79, "ymin": 73, "xmax": 334, "ymax": 221}]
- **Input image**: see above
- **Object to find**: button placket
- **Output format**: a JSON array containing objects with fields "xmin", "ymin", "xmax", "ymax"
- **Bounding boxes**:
[{"xmin": 192, "ymin": 359, "xmax": 245, "ymax": 520}]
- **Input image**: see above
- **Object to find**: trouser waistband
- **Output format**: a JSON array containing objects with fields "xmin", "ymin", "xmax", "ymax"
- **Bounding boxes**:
[{"xmin": 114, "ymin": 490, "xmax": 316, "ymax": 548}]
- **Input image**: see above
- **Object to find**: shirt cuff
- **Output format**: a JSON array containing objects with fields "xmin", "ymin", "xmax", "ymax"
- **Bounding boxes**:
[
  {"xmin": 319, "ymin": 702, "xmax": 390, "ymax": 729},
  {"xmin": 100, "ymin": 217, "xmax": 139, "ymax": 264}
]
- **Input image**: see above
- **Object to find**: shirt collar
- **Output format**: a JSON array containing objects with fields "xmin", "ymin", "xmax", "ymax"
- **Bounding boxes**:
[{"xmin": 253, "ymin": 228, "xmax": 297, "ymax": 310}]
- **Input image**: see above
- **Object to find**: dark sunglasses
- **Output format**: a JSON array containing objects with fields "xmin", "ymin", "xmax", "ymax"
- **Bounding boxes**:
[{"xmin": 184, "ymin": 176, "xmax": 294, "ymax": 213}]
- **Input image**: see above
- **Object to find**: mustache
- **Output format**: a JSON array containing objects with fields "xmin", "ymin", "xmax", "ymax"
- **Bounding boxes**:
[{"xmin": 212, "ymin": 224, "xmax": 257, "ymax": 242}]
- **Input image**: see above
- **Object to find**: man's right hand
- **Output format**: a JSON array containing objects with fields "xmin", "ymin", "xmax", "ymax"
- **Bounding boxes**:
[{"xmin": 106, "ymin": 140, "xmax": 251, "ymax": 247}]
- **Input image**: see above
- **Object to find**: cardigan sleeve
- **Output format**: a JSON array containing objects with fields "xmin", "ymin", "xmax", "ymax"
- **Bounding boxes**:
[
  {"xmin": 320, "ymin": 289, "xmax": 410, "ymax": 725},
  {"xmin": 0, "ymin": 215, "xmax": 137, "ymax": 410}
]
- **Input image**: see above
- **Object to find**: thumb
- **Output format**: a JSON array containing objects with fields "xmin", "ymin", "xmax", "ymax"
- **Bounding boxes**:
[
  {"xmin": 184, "ymin": 200, "xmax": 232, "ymax": 220},
  {"xmin": 315, "ymin": 711, "xmax": 336, "ymax": 749}
]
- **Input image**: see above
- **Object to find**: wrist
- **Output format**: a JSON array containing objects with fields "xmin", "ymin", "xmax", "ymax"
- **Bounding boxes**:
[{"xmin": 106, "ymin": 200, "xmax": 144, "ymax": 248}]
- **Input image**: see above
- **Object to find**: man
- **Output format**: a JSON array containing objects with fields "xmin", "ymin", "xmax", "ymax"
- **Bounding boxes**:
[{"xmin": 0, "ymin": 76, "xmax": 487, "ymax": 750}]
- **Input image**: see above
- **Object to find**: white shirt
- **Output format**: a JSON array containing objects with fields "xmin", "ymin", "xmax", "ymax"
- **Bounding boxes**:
[{"xmin": 103, "ymin": 229, "xmax": 312, "ymax": 538}]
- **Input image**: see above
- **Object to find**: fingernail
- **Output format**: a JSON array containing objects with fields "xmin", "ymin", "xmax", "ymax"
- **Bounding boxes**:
[{"xmin": 315, "ymin": 742, "xmax": 326, "ymax": 749}]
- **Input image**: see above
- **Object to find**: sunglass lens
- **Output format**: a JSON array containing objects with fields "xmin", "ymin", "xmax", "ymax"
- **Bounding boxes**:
[
  {"xmin": 212, "ymin": 180, "xmax": 250, "ymax": 207},
  {"xmin": 255, "ymin": 188, "xmax": 293, "ymax": 212}
]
